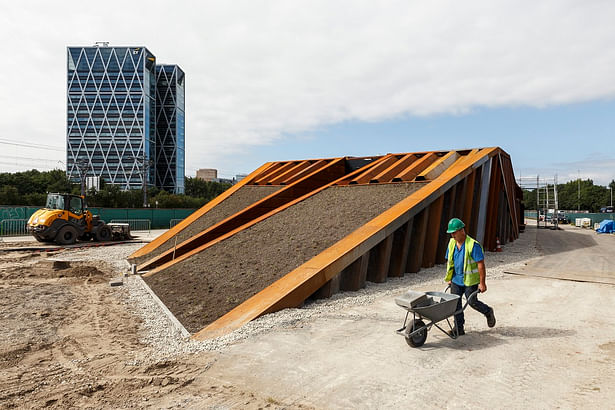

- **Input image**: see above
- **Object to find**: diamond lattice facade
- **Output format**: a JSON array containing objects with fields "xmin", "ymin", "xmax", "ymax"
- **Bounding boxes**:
[
  {"xmin": 155, "ymin": 65, "xmax": 185, "ymax": 194},
  {"xmin": 66, "ymin": 46, "xmax": 185, "ymax": 193}
]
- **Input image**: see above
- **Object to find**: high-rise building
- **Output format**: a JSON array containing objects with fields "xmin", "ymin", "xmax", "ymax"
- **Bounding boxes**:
[
  {"xmin": 66, "ymin": 44, "xmax": 185, "ymax": 194},
  {"xmin": 155, "ymin": 65, "xmax": 185, "ymax": 194}
]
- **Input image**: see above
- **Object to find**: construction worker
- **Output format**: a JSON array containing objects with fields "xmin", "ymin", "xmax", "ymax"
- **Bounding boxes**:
[{"xmin": 445, "ymin": 218, "xmax": 496, "ymax": 336}]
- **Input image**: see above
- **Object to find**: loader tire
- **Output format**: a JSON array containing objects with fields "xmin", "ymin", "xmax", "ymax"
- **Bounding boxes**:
[
  {"xmin": 56, "ymin": 225, "xmax": 78, "ymax": 245},
  {"xmin": 95, "ymin": 226, "xmax": 111, "ymax": 242}
]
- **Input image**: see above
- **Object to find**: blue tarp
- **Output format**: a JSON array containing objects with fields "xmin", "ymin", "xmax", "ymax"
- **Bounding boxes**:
[{"xmin": 596, "ymin": 220, "xmax": 615, "ymax": 234}]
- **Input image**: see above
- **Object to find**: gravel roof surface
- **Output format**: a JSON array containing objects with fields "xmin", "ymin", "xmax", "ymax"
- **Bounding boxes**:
[
  {"xmin": 144, "ymin": 183, "xmax": 426, "ymax": 333},
  {"xmin": 131, "ymin": 185, "xmax": 281, "ymax": 265}
]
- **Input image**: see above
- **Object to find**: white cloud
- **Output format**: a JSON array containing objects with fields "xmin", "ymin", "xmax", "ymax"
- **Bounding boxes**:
[{"xmin": 1, "ymin": 0, "xmax": 615, "ymax": 175}]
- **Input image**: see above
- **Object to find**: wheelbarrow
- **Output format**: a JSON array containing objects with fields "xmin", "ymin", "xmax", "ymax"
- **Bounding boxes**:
[{"xmin": 394, "ymin": 285, "xmax": 479, "ymax": 347}]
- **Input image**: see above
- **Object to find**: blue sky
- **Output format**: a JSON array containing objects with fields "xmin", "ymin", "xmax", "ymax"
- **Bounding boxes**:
[
  {"xmin": 236, "ymin": 99, "xmax": 615, "ymax": 185},
  {"xmin": 1, "ymin": 1, "xmax": 614, "ymax": 186}
]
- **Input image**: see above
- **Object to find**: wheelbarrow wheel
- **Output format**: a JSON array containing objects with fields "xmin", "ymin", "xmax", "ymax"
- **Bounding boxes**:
[{"xmin": 405, "ymin": 319, "xmax": 427, "ymax": 347}]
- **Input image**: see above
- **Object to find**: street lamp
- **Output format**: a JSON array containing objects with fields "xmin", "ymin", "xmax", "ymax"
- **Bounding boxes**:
[{"xmin": 609, "ymin": 186, "xmax": 613, "ymax": 207}]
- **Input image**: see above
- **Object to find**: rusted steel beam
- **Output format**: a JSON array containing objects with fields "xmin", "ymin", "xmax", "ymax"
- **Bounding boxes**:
[
  {"xmin": 468, "ymin": 167, "xmax": 482, "ymax": 238},
  {"xmin": 475, "ymin": 158, "xmax": 493, "ymax": 244},
  {"xmin": 462, "ymin": 170, "xmax": 476, "ymax": 232},
  {"xmin": 453, "ymin": 178, "xmax": 466, "ymax": 219},
  {"xmin": 128, "ymin": 161, "xmax": 273, "ymax": 262},
  {"xmin": 334, "ymin": 156, "xmax": 386, "ymax": 185},
  {"xmin": 388, "ymin": 219, "xmax": 413, "ymax": 277},
  {"xmin": 422, "ymin": 195, "xmax": 444, "ymax": 268},
  {"xmin": 369, "ymin": 154, "xmax": 416, "ymax": 183},
  {"xmin": 313, "ymin": 274, "xmax": 341, "ymax": 299},
  {"xmin": 139, "ymin": 156, "xmax": 378, "ymax": 275},
  {"xmin": 498, "ymin": 153, "xmax": 520, "ymax": 239},
  {"xmin": 280, "ymin": 159, "xmax": 327, "ymax": 185},
  {"xmin": 415, "ymin": 151, "xmax": 460, "ymax": 181},
  {"xmin": 484, "ymin": 155, "xmax": 503, "ymax": 251},
  {"xmin": 340, "ymin": 252, "xmax": 369, "ymax": 291},
  {"xmin": 253, "ymin": 161, "xmax": 299, "ymax": 185},
  {"xmin": 192, "ymin": 148, "xmax": 500, "ymax": 340},
  {"xmin": 392, "ymin": 152, "xmax": 438, "ymax": 182},
  {"xmin": 349, "ymin": 154, "xmax": 398, "ymax": 184},
  {"xmin": 406, "ymin": 209, "xmax": 428, "ymax": 273},
  {"xmin": 436, "ymin": 186, "xmax": 456, "ymax": 264},
  {"xmin": 250, "ymin": 162, "xmax": 286, "ymax": 185},
  {"xmin": 367, "ymin": 234, "xmax": 393, "ymax": 283},
  {"xmin": 268, "ymin": 160, "xmax": 312, "ymax": 185}
]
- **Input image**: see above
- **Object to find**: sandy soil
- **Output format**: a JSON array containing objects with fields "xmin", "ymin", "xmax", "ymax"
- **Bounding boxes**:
[
  {"xmin": 145, "ymin": 183, "xmax": 423, "ymax": 332},
  {"xmin": 0, "ymin": 251, "xmax": 305, "ymax": 409},
  {"xmin": 131, "ymin": 185, "xmax": 281, "ymax": 266}
]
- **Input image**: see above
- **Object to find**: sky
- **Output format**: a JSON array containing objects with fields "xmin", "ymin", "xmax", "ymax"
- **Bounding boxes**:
[{"xmin": 1, "ymin": 0, "xmax": 614, "ymax": 185}]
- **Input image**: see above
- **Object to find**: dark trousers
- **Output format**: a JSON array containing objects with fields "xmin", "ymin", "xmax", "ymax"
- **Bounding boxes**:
[{"xmin": 450, "ymin": 282, "xmax": 492, "ymax": 329}]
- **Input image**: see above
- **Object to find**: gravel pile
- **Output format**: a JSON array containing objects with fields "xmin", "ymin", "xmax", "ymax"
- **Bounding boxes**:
[{"xmin": 61, "ymin": 222, "xmax": 541, "ymax": 360}]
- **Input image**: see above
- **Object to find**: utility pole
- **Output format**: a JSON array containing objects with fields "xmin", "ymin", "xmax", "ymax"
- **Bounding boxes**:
[
  {"xmin": 76, "ymin": 159, "xmax": 90, "ymax": 197},
  {"xmin": 132, "ymin": 156, "xmax": 154, "ymax": 208},
  {"xmin": 577, "ymin": 169, "xmax": 580, "ymax": 211}
]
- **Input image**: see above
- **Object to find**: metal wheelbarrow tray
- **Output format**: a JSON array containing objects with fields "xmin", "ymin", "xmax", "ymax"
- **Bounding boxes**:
[{"xmin": 394, "ymin": 286, "xmax": 478, "ymax": 347}]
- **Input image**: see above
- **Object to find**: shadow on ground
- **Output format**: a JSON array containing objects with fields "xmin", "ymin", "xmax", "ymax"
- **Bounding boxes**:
[{"xmin": 416, "ymin": 326, "xmax": 575, "ymax": 351}]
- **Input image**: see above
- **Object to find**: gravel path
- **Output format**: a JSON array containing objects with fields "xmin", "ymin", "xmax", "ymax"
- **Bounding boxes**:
[{"xmin": 131, "ymin": 185, "xmax": 281, "ymax": 266}]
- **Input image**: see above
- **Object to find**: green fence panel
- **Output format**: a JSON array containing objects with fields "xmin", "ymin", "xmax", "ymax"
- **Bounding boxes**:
[
  {"xmin": 1, "ymin": 206, "xmax": 197, "ymax": 230},
  {"xmin": 0, "ymin": 206, "xmax": 40, "ymax": 222},
  {"xmin": 523, "ymin": 210, "xmax": 614, "ymax": 225},
  {"xmin": 564, "ymin": 213, "xmax": 615, "ymax": 225}
]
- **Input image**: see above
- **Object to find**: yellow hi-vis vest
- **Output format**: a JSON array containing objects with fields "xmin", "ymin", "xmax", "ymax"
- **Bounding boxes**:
[{"xmin": 445, "ymin": 236, "xmax": 482, "ymax": 286}]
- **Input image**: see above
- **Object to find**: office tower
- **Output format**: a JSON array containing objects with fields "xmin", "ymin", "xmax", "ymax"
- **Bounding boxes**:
[
  {"xmin": 66, "ymin": 44, "xmax": 185, "ymax": 194},
  {"xmin": 155, "ymin": 65, "xmax": 185, "ymax": 194}
]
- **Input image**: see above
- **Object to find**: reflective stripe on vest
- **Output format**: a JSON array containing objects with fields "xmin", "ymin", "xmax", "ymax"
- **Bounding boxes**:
[{"xmin": 445, "ymin": 235, "xmax": 481, "ymax": 286}]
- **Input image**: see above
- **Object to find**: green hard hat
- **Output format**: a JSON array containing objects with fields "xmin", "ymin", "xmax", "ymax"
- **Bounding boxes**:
[{"xmin": 447, "ymin": 218, "xmax": 465, "ymax": 233}]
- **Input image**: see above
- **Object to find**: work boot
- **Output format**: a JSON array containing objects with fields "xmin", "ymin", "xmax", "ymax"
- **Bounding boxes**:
[
  {"xmin": 448, "ymin": 327, "xmax": 465, "ymax": 337},
  {"xmin": 486, "ymin": 308, "xmax": 496, "ymax": 328}
]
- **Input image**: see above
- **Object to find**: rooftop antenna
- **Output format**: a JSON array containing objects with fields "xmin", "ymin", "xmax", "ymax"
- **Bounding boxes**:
[{"xmin": 93, "ymin": 41, "xmax": 109, "ymax": 47}]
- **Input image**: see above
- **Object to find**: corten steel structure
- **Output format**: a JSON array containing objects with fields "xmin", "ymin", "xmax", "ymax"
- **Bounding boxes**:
[
  {"xmin": 66, "ymin": 45, "xmax": 185, "ymax": 193},
  {"xmin": 129, "ymin": 147, "xmax": 523, "ymax": 339},
  {"xmin": 155, "ymin": 65, "xmax": 185, "ymax": 194}
]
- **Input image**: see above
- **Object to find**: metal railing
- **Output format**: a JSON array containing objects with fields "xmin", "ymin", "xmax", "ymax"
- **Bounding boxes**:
[
  {"xmin": 0, "ymin": 219, "xmax": 28, "ymax": 236},
  {"xmin": 110, "ymin": 219, "xmax": 151, "ymax": 233},
  {"xmin": 169, "ymin": 218, "xmax": 184, "ymax": 229}
]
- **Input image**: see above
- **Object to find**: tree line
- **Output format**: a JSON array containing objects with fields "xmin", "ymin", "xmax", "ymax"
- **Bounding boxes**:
[
  {"xmin": 523, "ymin": 178, "xmax": 615, "ymax": 212},
  {"xmin": 0, "ymin": 169, "xmax": 232, "ymax": 208}
]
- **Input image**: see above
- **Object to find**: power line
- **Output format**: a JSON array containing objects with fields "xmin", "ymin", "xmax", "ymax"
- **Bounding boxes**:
[
  {"xmin": 0, "ymin": 138, "xmax": 64, "ymax": 152},
  {"xmin": 0, "ymin": 154, "xmax": 63, "ymax": 164}
]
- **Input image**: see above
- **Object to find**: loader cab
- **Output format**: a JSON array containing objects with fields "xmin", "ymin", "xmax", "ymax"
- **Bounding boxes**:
[{"xmin": 46, "ymin": 193, "xmax": 86, "ymax": 217}]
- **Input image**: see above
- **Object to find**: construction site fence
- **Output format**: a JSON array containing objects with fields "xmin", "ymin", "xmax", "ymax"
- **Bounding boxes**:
[
  {"xmin": 169, "ymin": 219, "xmax": 183, "ymax": 229},
  {"xmin": 524, "ymin": 210, "xmax": 615, "ymax": 225},
  {"xmin": 110, "ymin": 219, "xmax": 151, "ymax": 233},
  {"xmin": 0, "ymin": 206, "xmax": 196, "ymax": 231},
  {"xmin": 0, "ymin": 219, "xmax": 28, "ymax": 237}
]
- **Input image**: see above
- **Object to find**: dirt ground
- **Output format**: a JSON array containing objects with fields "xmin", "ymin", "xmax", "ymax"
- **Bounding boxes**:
[
  {"xmin": 1, "ymin": 224, "xmax": 614, "ymax": 409},
  {"xmin": 145, "ymin": 183, "xmax": 422, "ymax": 332},
  {"xmin": 0, "ymin": 250, "xmax": 307, "ymax": 409}
]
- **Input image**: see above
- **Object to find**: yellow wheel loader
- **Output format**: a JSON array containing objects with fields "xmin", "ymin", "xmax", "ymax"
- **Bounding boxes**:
[{"xmin": 27, "ymin": 193, "xmax": 130, "ymax": 245}]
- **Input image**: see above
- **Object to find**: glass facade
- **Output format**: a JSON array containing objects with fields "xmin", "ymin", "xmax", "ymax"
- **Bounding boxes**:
[
  {"xmin": 155, "ymin": 65, "xmax": 185, "ymax": 194},
  {"xmin": 66, "ymin": 46, "xmax": 185, "ymax": 193}
]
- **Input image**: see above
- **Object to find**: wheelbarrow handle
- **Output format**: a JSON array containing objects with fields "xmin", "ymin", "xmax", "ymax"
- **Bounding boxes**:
[
  {"xmin": 462, "ymin": 290, "xmax": 480, "ymax": 311},
  {"xmin": 445, "ymin": 285, "xmax": 480, "ymax": 311}
]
